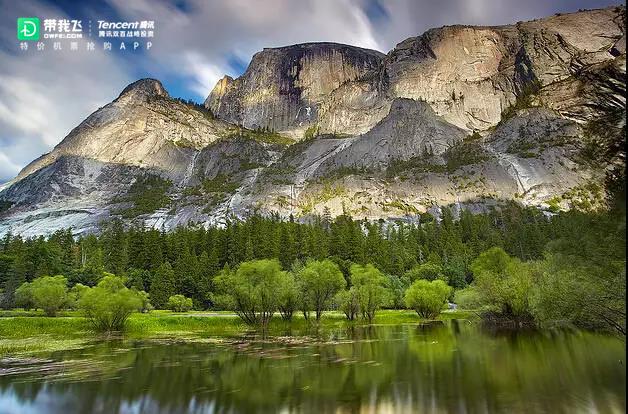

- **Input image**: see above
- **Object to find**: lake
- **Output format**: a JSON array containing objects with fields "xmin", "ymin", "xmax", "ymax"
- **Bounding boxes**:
[{"xmin": 0, "ymin": 320, "xmax": 625, "ymax": 413}]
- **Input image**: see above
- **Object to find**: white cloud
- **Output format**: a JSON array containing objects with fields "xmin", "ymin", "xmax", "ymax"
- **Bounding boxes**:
[
  {"xmin": 363, "ymin": 0, "xmax": 619, "ymax": 51},
  {"xmin": 105, "ymin": 0, "xmax": 382, "ymax": 100},
  {"xmin": 0, "ymin": 0, "xmax": 616, "ymax": 183},
  {"xmin": 0, "ymin": 0, "xmax": 133, "ymax": 182},
  {"xmin": 0, "ymin": 151, "xmax": 22, "ymax": 181},
  {"xmin": 181, "ymin": 52, "xmax": 227, "ymax": 98}
]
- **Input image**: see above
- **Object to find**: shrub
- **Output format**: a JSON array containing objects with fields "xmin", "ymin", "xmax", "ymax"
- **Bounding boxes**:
[
  {"xmin": 403, "ymin": 263, "xmax": 445, "ymax": 284},
  {"xmin": 296, "ymin": 260, "xmax": 346, "ymax": 320},
  {"xmin": 78, "ymin": 275, "xmax": 143, "ymax": 331},
  {"xmin": 404, "ymin": 279, "xmax": 452, "ymax": 318},
  {"xmin": 350, "ymin": 264, "xmax": 390, "ymax": 323},
  {"xmin": 335, "ymin": 287, "xmax": 360, "ymax": 321},
  {"xmin": 68, "ymin": 283, "xmax": 89, "ymax": 309},
  {"xmin": 14, "ymin": 282, "xmax": 34, "ymax": 310},
  {"xmin": 470, "ymin": 247, "xmax": 535, "ymax": 319},
  {"xmin": 214, "ymin": 259, "xmax": 291, "ymax": 326},
  {"xmin": 136, "ymin": 290, "xmax": 154, "ymax": 313},
  {"xmin": 30, "ymin": 275, "xmax": 69, "ymax": 317},
  {"xmin": 453, "ymin": 286, "xmax": 483, "ymax": 310},
  {"xmin": 303, "ymin": 124, "xmax": 319, "ymax": 140},
  {"xmin": 167, "ymin": 294, "xmax": 193, "ymax": 312}
]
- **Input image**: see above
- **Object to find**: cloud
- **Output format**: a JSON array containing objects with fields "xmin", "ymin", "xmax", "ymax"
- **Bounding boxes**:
[
  {"xmin": 0, "ymin": 0, "xmax": 134, "ymax": 182},
  {"xmin": 361, "ymin": 0, "xmax": 620, "ymax": 51},
  {"xmin": 104, "ymin": 0, "xmax": 381, "ymax": 98},
  {"xmin": 181, "ymin": 51, "xmax": 227, "ymax": 98},
  {"xmin": 0, "ymin": 0, "xmax": 618, "ymax": 183},
  {"xmin": 0, "ymin": 150, "xmax": 22, "ymax": 182}
]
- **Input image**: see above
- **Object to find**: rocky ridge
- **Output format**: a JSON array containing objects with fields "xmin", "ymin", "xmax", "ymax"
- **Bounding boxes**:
[{"xmin": 0, "ymin": 6, "xmax": 624, "ymax": 236}]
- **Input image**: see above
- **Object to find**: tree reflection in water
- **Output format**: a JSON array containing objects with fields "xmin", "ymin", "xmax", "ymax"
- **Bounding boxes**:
[{"xmin": 0, "ymin": 322, "xmax": 625, "ymax": 414}]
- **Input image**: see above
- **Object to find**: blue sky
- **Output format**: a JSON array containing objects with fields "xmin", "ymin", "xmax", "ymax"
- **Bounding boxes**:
[{"xmin": 0, "ymin": 0, "xmax": 621, "ymax": 182}]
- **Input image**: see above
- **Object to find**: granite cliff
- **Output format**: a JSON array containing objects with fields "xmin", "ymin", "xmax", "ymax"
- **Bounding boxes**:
[{"xmin": 0, "ymin": 6, "xmax": 625, "ymax": 236}]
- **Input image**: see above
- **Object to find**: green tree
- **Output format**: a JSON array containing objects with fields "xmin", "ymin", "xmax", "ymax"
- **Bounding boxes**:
[
  {"xmin": 335, "ymin": 287, "xmax": 360, "ymax": 321},
  {"xmin": 443, "ymin": 257, "xmax": 468, "ymax": 289},
  {"xmin": 30, "ymin": 275, "xmax": 69, "ymax": 316},
  {"xmin": 214, "ymin": 259, "xmax": 290, "ymax": 326},
  {"xmin": 14, "ymin": 282, "xmax": 34, "ymax": 310},
  {"xmin": 278, "ymin": 272, "xmax": 298, "ymax": 321},
  {"xmin": 150, "ymin": 262, "xmax": 176, "ymax": 309},
  {"xmin": 296, "ymin": 259, "xmax": 346, "ymax": 320},
  {"xmin": 78, "ymin": 275, "xmax": 142, "ymax": 331},
  {"xmin": 126, "ymin": 268, "xmax": 151, "ymax": 291},
  {"xmin": 167, "ymin": 294, "xmax": 193, "ymax": 312},
  {"xmin": 404, "ymin": 279, "xmax": 452, "ymax": 318},
  {"xmin": 470, "ymin": 247, "xmax": 534, "ymax": 320},
  {"xmin": 68, "ymin": 283, "xmax": 89, "ymax": 309},
  {"xmin": 197, "ymin": 251, "xmax": 218, "ymax": 309},
  {"xmin": 76, "ymin": 234, "xmax": 105, "ymax": 286},
  {"xmin": 1, "ymin": 269, "xmax": 25, "ymax": 309},
  {"xmin": 101, "ymin": 220, "xmax": 128, "ymax": 275},
  {"xmin": 453, "ymin": 286, "xmax": 483, "ymax": 310},
  {"xmin": 531, "ymin": 252, "xmax": 625, "ymax": 334},
  {"xmin": 403, "ymin": 262, "xmax": 445, "ymax": 284},
  {"xmin": 174, "ymin": 249, "xmax": 200, "ymax": 301},
  {"xmin": 386, "ymin": 274, "xmax": 406, "ymax": 309},
  {"xmin": 530, "ymin": 208, "xmax": 626, "ymax": 335},
  {"xmin": 350, "ymin": 264, "xmax": 389, "ymax": 323},
  {"xmin": 136, "ymin": 289, "xmax": 153, "ymax": 313}
]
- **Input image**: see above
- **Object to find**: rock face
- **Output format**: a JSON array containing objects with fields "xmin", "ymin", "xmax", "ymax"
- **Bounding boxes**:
[
  {"xmin": 16, "ymin": 79, "xmax": 238, "ymax": 184},
  {"xmin": 0, "ymin": 7, "xmax": 625, "ymax": 236},
  {"xmin": 205, "ymin": 43, "xmax": 384, "ymax": 138},
  {"xmin": 317, "ymin": 98, "xmax": 467, "ymax": 172},
  {"xmin": 317, "ymin": 6, "xmax": 626, "ymax": 134}
]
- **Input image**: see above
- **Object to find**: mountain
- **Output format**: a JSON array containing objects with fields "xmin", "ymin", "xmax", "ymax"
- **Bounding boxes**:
[
  {"xmin": 206, "ymin": 42, "xmax": 384, "ymax": 139},
  {"xmin": 0, "ymin": 6, "xmax": 625, "ymax": 236}
]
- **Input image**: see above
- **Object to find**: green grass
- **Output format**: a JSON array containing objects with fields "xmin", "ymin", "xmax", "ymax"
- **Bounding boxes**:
[
  {"xmin": 0, "ymin": 309, "xmax": 476, "ymax": 357},
  {"xmin": 227, "ymin": 128, "xmax": 295, "ymax": 145},
  {"xmin": 445, "ymin": 141, "xmax": 490, "ymax": 172},
  {"xmin": 113, "ymin": 174, "xmax": 172, "ymax": 218},
  {"xmin": 298, "ymin": 182, "xmax": 347, "ymax": 215},
  {"xmin": 386, "ymin": 156, "xmax": 447, "ymax": 178},
  {"xmin": 201, "ymin": 174, "xmax": 240, "ymax": 194}
]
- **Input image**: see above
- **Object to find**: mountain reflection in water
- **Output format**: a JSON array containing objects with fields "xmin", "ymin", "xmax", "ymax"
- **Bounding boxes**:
[{"xmin": 0, "ymin": 321, "xmax": 625, "ymax": 414}]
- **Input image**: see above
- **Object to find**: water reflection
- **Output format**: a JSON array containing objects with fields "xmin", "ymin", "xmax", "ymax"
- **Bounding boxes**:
[{"xmin": 0, "ymin": 322, "xmax": 625, "ymax": 413}]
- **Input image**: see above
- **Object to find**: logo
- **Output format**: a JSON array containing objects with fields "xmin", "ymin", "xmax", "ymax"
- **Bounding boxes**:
[{"xmin": 17, "ymin": 17, "xmax": 40, "ymax": 41}]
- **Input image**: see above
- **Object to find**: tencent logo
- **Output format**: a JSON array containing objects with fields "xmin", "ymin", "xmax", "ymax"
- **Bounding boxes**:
[{"xmin": 17, "ymin": 17, "xmax": 40, "ymax": 41}]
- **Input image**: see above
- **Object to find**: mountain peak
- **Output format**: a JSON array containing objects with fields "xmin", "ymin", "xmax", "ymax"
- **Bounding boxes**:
[
  {"xmin": 117, "ymin": 78, "xmax": 168, "ymax": 102},
  {"xmin": 206, "ymin": 42, "xmax": 384, "ymax": 134},
  {"xmin": 259, "ymin": 41, "xmax": 385, "ymax": 57}
]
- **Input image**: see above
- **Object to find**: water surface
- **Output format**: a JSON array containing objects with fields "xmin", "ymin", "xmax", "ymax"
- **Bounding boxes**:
[{"xmin": 0, "ymin": 321, "xmax": 625, "ymax": 413}]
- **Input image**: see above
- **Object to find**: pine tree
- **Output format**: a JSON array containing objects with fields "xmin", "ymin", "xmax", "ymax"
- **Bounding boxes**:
[
  {"xmin": 174, "ymin": 248, "xmax": 200, "ymax": 300},
  {"xmin": 102, "ymin": 219, "xmax": 128, "ymax": 275},
  {"xmin": 150, "ymin": 262, "xmax": 176, "ymax": 309},
  {"xmin": 0, "ymin": 270, "xmax": 24, "ymax": 309}
]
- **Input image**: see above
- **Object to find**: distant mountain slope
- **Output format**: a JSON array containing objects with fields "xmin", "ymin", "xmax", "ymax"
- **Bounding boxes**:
[{"xmin": 0, "ymin": 6, "xmax": 624, "ymax": 236}]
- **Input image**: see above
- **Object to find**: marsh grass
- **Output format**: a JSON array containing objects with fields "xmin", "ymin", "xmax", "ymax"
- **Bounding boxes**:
[{"xmin": 0, "ymin": 309, "xmax": 475, "ymax": 356}]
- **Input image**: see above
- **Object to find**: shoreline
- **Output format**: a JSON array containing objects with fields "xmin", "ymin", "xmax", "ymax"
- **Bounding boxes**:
[{"xmin": 0, "ymin": 309, "xmax": 475, "ymax": 357}]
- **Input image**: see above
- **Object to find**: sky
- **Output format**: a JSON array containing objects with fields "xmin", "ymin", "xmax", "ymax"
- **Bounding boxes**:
[{"xmin": 0, "ymin": 0, "xmax": 620, "ymax": 183}]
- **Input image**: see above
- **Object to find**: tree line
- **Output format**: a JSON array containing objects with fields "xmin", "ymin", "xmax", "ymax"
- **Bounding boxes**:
[{"xmin": 0, "ymin": 200, "xmax": 624, "ymax": 334}]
